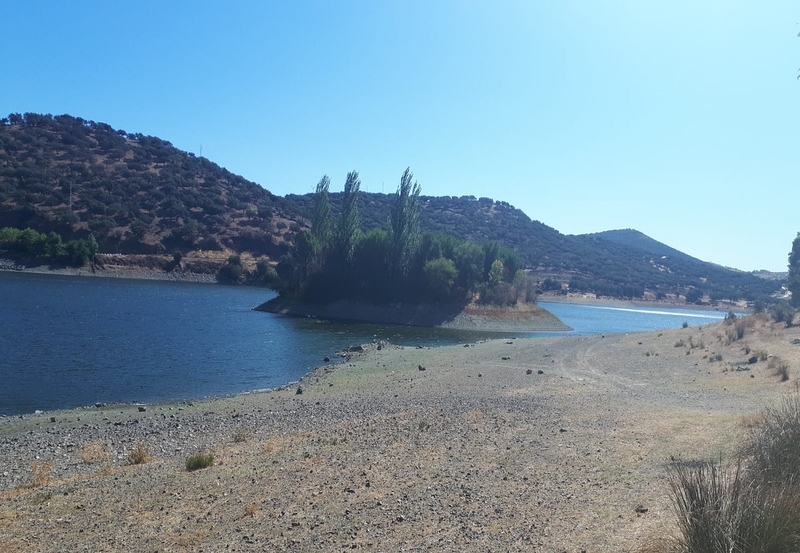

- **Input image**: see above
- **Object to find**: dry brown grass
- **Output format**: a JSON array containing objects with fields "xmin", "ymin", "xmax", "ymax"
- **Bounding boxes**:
[
  {"xmin": 29, "ymin": 461, "xmax": 52, "ymax": 488},
  {"xmin": 80, "ymin": 440, "xmax": 109, "ymax": 464},
  {"xmin": 243, "ymin": 503, "xmax": 258, "ymax": 518},
  {"xmin": 127, "ymin": 441, "xmax": 152, "ymax": 465},
  {"xmin": 259, "ymin": 436, "xmax": 276, "ymax": 454},
  {"xmin": 740, "ymin": 411, "xmax": 767, "ymax": 429},
  {"xmin": 232, "ymin": 426, "xmax": 250, "ymax": 443}
]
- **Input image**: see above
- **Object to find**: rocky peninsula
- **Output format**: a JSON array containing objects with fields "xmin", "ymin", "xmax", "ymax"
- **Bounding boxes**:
[{"xmin": 256, "ymin": 297, "xmax": 572, "ymax": 332}]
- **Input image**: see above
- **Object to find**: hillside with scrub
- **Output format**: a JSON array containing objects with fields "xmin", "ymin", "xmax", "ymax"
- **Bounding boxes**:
[{"xmin": 0, "ymin": 112, "xmax": 782, "ymax": 302}]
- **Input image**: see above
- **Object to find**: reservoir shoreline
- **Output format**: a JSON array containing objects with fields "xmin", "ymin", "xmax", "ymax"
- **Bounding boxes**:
[{"xmin": 1, "ymin": 317, "xmax": 796, "ymax": 551}]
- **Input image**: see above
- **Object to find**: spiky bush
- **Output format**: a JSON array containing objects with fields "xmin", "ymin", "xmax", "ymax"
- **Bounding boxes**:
[
  {"xmin": 746, "ymin": 394, "xmax": 800, "ymax": 486},
  {"xmin": 667, "ymin": 460, "xmax": 800, "ymax": 553},
  {"xmin": 663, "ymin": 394, "xmax": 800, "ymax": 552}
]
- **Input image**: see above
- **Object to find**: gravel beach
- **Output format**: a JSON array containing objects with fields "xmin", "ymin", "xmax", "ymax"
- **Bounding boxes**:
[{"xmin": 1, "ymin": 314, "xmax": 799, "ymax": 552}]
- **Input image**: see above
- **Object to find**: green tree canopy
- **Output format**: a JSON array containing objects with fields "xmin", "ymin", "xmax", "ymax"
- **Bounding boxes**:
[
  {"xmin": 334, "ymin": 171, "xmax": 361, "ymax": 264},
  {"xmin": 389, "ymin": 167, "xmax": 421, "ymax": 280},
  {"xmin": 423, "ymin": 257, "xmax": 458, "ymax": 300},
  {"xmin": 311, "ymin": 175, "xmax": 332, "ymax": 250}
]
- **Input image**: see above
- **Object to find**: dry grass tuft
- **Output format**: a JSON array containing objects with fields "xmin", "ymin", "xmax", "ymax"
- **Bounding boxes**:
[
  {"xmin": 689, "ymin": 336, "xmax": 704, "ymax": 350},
  {"xmin": 127, "ymin": 442, "xmax": 152, "ymax": 465},
  {"xmin": 767, "ymin": 358, "xmax": 790, "ymax": 382},
  {"xmin": 80, "ymin": 440, "xmax": 109, "ymax": 464},
  {"xmin": 739, "ymin": 411, "xmax": 766, "ymax": 429},
  {"xmin": 667, "ymin": 459, "xmax": 800, "ymax": 553},
  {"xmin": 260, "ymin": 436, "xmax": 276, "ymax": 454},
  {"xmin": 243, "ymin": 503, "xmax": 258, "ymax": 518},
  {"xmin": 232, "ymin": 426, "xmax": 250, "ymax": 443},
  {"xmin": 29, "ymin": 461, "xmax": 52, "ymax": 488},
  {"xmin": 662, "ymin": 393, "xmax": 800, "ymax": 553}
]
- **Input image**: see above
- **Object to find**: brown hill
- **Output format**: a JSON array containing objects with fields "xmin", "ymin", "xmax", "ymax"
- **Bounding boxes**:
[{"xmin": 0, "ymin": 112, "xmax": 303, "ymax": 257}]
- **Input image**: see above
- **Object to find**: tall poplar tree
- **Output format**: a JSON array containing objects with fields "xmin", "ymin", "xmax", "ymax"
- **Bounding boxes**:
[
  {"xmin": 335, "ymin": 171, "xmax": 361, "ymax": 263},
  {"xmin": 311, "ymin": 175, "xmax": 331, "ymax": 250},
  {"xmin": 389, "ymin": 167, "xmax": 421, "ymax": 279}
]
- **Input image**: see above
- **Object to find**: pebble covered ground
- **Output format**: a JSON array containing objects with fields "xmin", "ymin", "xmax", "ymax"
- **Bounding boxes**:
[{"xmin": 2, "ymin": 314, "xmax": 799, "ymax": 552}]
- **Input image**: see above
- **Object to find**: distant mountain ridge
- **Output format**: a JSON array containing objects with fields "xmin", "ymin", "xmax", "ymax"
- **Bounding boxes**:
[
  {"xmin": 586, "ymin": 229, "xmax": 699, "ymax": 264},
  {"xmin": 0, "ymin": 112, "xmax": 781, "ymax": 301}
]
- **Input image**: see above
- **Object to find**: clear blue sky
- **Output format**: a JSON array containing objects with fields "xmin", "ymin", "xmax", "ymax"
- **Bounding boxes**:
[{"xmin": 3, "ymin": 1, "xmax": 798, "ymax": 271}]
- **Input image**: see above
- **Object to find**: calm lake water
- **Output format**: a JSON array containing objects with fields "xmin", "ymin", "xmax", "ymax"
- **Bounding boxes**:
[{"xmin": 0, "ymin": 272, "xmax": 729, "ymax": 415}]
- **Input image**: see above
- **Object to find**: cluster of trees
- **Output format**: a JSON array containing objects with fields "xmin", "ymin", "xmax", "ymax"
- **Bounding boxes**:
[
  {"xmin": 284, "ymin": 191, "xmax": 780, "ymax": 302},
  {"xmin": 215, "ymin": 254, "xmax": 279, "ymax": 287},
  {"xmin": 277, "ymin": 169, "xmax": 536, "ymax": 305},
  {"xmin": 0, "ymin": 226, "xmax": 98, "ymax": 266},
  {"xmin": 567, "ymin": 276, "xmax": 645, "ymax": 300}
]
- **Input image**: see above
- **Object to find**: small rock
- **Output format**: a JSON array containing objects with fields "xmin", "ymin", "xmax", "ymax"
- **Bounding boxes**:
[
  {"xmin": 50, "ymin": 417, "xmax": 56, "ymax": 423},
  {"xmin": 395, "ymin": 515, "xmax": 405, "ymax": 522},
  {"xmin": 478, "ymin": 373, "xmax": 483, "ymax": 378},
  {"xmin": 348, "ymin": 345, "xmax": 364, "ymax": 353},
  {"xmin": 538, "ymin": 369, "xmax": 544, "ymax": 375},
  {"xmin": 296, "ymin": 386, "xmax": 303, "ymax": 395},
  {"xmin": 635, "ymin": 505, "xmax": 648, "ymax": 514},
  {"xmin": 748, "ymin": 356, "xmax": 758, "ymax": 364},
  {"xmin": 526, "ymin": 369, "xmax": 533, "ymax": 375},
  {"xmin": 559, "ymin": 428, "xmax": 567, "ymax": 433},
  {"xmin": 323, "ymin": 356, "xmax": 330, "ymax": 362},
  {"xmin": 138, "ymin": 406, "xmax": 147, "ymax": 412},
  {"xmin": 501, "ymin": 356, "xmax": 510, "ymax": 360},
  {"xmin": 418, "ymin": 365, "xmax": 426, "ymax": 371}
]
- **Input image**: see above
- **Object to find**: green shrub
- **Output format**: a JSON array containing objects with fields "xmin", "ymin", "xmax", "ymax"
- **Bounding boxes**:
[
  {"xmin": 771, "ymin": 303, "xmax": 795, "ymax": 327},
  {"xmin": 232, "ymin": 427, "xmax": 250, "ymax": 443},
  {"xmin": 185, "ymin": 452, "xmax": 214, "ymax": 471}
]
